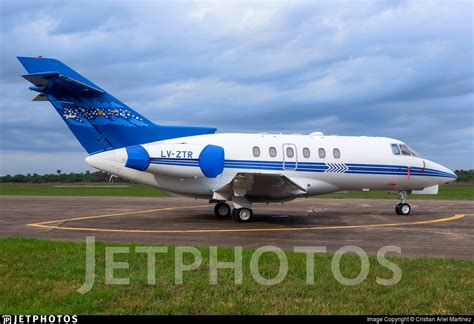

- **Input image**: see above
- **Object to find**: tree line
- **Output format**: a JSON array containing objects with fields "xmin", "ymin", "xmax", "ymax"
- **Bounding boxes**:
[
  {"xmin": 0, "ymin": 171, "xmax": 129, "ymax": 183},
  {"xmin": 0, "ymin": 169, "xmax": 473, "ymax": 184},
  {"xmin": 453, "ymin": 169, "xmax": 474, "ymax": 183}
]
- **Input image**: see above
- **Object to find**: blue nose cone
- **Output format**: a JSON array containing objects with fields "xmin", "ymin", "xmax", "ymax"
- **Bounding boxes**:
[
  {"xmin": 199, "ymin": 144, "xmax": 225, "ymax": 178},
  {"xmin": 125, "ymin": 145, "xmax": 150, "ymax": 171}
]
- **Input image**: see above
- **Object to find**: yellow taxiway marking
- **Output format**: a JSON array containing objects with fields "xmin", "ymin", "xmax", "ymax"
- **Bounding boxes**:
[
  {"xmin": 33, "ymin": 205, "xmax": 210, "ymax": 224},
  {"xmin": 26, "ymin": 205, "xmax": 466, "ymax": 234}
]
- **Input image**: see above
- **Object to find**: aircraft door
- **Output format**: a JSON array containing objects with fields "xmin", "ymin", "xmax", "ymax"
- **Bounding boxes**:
[{"xmin": 282, "ymin": 143, "xmax": 297, "ymax": 170}]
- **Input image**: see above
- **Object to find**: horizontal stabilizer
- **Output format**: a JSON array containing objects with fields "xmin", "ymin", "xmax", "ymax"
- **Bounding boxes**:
[
  {"xmin": 55, "ymin": 74, "xmax": 104, "ymax": 94},
  {"xmin": 33, "ymin": 93, "xmax": 47, "ymax": 101},
  {"xmin": 22, "ymin": 71, "xmax": 59, "ymax": 87},
  {"xmin": 22, "ymin": 72, "xmax": 104, "ymax": 96}
]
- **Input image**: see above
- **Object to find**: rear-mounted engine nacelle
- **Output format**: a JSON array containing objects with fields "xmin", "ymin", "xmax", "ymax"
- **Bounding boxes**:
[{"xmin": 125, "ymin": 143, "xmax": 224, "ymax": 178}]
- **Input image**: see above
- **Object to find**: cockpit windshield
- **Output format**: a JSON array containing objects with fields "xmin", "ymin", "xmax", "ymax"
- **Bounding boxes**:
[
  {"xmin": 391, "ymin": 143, "xmax": 422, "ymax": 157},
  {"xmin": 406, "ymin": 145, "xmax": 421, "ymax": 157},
  {"xmin": 399, "ymin": 144, "xmax": 411, "ymax": 156}
]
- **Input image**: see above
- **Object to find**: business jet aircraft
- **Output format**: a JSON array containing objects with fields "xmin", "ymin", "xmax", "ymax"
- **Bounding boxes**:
[{"xmin": 18, "ymin": 57, "xmax": 457, "ymax": 222}]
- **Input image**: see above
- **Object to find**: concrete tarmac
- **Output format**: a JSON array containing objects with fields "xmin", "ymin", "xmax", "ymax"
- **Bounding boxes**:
[{"xmin": 0, "ymin": 196, "xmax": 472, "ymax": 259}]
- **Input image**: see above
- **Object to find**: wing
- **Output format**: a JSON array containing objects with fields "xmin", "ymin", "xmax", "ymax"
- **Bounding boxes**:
[{"xmin": 213, "ymin": 172, "xmax": 306, "ymax": 202}]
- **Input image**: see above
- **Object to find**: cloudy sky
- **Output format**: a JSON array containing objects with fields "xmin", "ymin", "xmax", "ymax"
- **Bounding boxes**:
[{"xmin": 0, "ymin": 0, "xmax": 472, "ymax": 175}]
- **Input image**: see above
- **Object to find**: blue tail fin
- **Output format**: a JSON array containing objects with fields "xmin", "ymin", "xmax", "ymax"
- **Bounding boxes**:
[{"xmin": 17, "ymin": 56, "xmax": 216, "ymax": 154}]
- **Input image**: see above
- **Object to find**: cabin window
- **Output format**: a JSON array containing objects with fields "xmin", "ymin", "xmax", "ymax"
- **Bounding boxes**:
[
  {"xmin": 303, "ymin": 147, "xmax": 310, "ymax": 158},
  {"xmin": 269, "ymin": 147, "xmax": 277, "ymax": 158},
  {"xmin": 318, "ymin": 148, "xmax": 326, "ymax": 159},
  {"xmin": 252, "ymin": 146, "xmax": 261, "ymax": 157},
  {"xmin": 399, "ymin": 144, "xmax": 411, "ymax": 156},
  {"xmin": 286, "ymin": 147, "xmax": 294, "ymax": 158},
  {"xmin": 391, "ymin": 144, "xmax": 401, "ymax": 155},
  {"xmin": 333, "ymin": 148, "xmax": 341, "ymax": 159}
]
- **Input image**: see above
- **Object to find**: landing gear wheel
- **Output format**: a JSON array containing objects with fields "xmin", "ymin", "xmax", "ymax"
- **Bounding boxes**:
[
  {"xmin": 395, "ymin": 203, "xmax": 411, "ymax": 216},
  {"xmin": 395, "ymin": 190, "xmax": 411, "ymax": 216},
  {"xmin": 232, "ymin": 208, "xmax": 254, "ymax": 222},
  {"xmin": 395, "ymin": 203, "xmax": 402, "ymax": 215},
  {"xmin": 214, "ymin": 202, "xmax": 231, "ymax": 218}
]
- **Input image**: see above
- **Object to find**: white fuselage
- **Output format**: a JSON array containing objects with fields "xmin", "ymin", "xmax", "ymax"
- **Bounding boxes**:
[{"xmin": 86, "ymin": 133, "xmax": 456, "ymax": 202}]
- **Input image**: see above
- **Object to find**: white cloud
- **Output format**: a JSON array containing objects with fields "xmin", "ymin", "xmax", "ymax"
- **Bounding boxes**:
[{"xmin": 0, "ymin": 0, "xmax": 472, "ymax": 174}]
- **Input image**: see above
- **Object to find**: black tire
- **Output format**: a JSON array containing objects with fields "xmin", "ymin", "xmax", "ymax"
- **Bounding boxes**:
[
  {"xmin": 214, "ymin": 202, "xmax": 231, "ymax": 217},
  {"xmin": 395, "ymin": 203, "xmax": 402, "ymax": 215},
  {"xmin": 232, "ymin": 208, "xmax": 254, "ymax": 222},
  {"xmin": 232, "ymin": 209, "xmax": 239, "ymax": 222},
  {"xmin": 396, "ymin": 203, "xmax": 411, "ymax": 216}
]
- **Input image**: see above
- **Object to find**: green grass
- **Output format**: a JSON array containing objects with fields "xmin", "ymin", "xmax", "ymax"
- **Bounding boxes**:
[
  {"xmin": 0, "ymin": 183, "xmax": 472, "ymax": 200},
  {"xmin": 320, "ymin": 183, "xmax": 474, "ymax": 200},
  {"xmin": 0, "ymin": 183, "xmax": 168, "ymax": 197},
  {"xmin": 0, "ymin": 238, "xmax": 472, "ymax": 314}
]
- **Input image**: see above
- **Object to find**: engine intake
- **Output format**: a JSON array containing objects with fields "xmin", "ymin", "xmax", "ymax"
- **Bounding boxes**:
[
  {"xmin": 198, "ymin": 144, "xmax": 225, "ymax": 178},
  {"xmin": 125, "ymin": 145, "xmax": 150, "ymax": 171}
]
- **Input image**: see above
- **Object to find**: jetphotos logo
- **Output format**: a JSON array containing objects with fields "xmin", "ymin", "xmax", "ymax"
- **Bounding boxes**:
[
  {"xmin": 78, "ymin": 236, "xmax": 402, "ymax": 294},
  {"xmin": 0, "ymin": 316, "xmax": 78, "ymax": 324}
]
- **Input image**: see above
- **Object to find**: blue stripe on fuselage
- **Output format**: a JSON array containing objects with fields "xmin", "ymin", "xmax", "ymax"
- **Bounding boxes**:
[{"xmin": 147, "ymin": 158, "xmax": 456, "ymax": 178}]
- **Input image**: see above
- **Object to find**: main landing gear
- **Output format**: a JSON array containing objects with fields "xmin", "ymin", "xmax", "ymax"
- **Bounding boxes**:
[
  {"xmin": 214, "ymin": 202, "xmax": 231, "ymax": 217},
  {"xmin": 213, "ymin": 202, "xmax": 254, "ymax": 222},
  {"xmin": 395, "ymin": 190, "xmax": 411, "ymax": 216},
  {"xmin": 232, "ymin": 207, "xmax": 254, "ymax": 222}
]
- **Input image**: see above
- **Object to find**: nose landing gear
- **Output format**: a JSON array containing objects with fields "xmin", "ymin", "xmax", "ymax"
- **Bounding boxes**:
[{"xmin": 395, "ymin": 190, "xmax": 411, "ymax": 215}]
